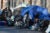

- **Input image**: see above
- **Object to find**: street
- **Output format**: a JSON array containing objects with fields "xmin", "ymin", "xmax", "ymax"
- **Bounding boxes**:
[{"xmin": 0, "ymin": 26, "xmax": 44, "ymax": 33}]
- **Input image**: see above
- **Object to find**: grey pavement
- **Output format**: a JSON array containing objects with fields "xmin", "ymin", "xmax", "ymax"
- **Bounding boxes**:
[{"xmin": 0, "ymin": 26, "xmax": 44, "ymax": 33}]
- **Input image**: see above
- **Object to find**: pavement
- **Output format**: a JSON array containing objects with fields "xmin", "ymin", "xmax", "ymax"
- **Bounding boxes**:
[{"xmin": 0, "ymin": 26, "xmax": 44, "ymax": 33}]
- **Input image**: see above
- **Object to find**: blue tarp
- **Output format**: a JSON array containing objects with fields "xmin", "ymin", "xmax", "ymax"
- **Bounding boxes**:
[{"xmin": 21, "ymin": 5, "xmax": 49, "ymax": 20}]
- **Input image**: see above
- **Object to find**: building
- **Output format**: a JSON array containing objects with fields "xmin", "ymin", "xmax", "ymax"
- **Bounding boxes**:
[
  {"xmin": 0, "ymin": 0, "xmax": 41, "ymax": 9},
  {"xmin": 0, "ymin": 0, "xmax": 1, "ymax": 9},
  {"xmin": 47, "ymin": 0, "xmax": 50, "ymax": 13},
  {"xmin": 0, "ymin": 0, "xmax": 7, "ymax": 9},
  {"xmin": 0, "ymin": 0, "xmax": 50, "ymax": 13}
]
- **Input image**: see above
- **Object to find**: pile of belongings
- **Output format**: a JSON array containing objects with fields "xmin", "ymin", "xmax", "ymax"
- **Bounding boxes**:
[
  {"xmin": 19, "ymin": 5, "xmax": 50, "ymax": 33},
  {"xmin": 0, "ymin": 5, "xmax": 50, "ymax": 33}
]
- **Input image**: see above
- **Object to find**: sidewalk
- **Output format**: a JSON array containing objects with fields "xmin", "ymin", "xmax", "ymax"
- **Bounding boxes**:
[{"xmin": 0, "ymin": 26, "xmax": 44, "ymax": 33}]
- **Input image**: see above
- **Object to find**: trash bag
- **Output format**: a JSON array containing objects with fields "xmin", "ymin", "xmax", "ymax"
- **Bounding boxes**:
[
  {"xmin": 2, "ymin": 7, "xmax": 12, "ymax": 18},
  {"xmin": 14, "ymin": 15, "xmax": 23, "ymax": 28},
  {"xmin": 2, "ymin": 7, "xmax": 12, "ymax": 26},
  {"xmin": 39, "ymin": 20, "xmax": 49, "ymax": 32}
]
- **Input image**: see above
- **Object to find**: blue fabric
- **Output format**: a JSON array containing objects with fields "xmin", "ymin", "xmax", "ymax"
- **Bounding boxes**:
[
  {"xmin": 21, "ymin": 7, "xmax": 29, "ymax": 16},
  {"xmin": 21, "ymin": 5, "xmax": 49, "ymax": 20},
  {"xmin": 0, "ymin": 21, "xmax": 6, "ymax": 26}
]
